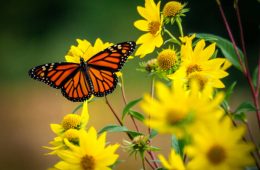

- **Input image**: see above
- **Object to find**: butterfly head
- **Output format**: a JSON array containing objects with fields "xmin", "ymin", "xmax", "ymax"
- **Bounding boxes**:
[{"xmin": 80, "ymin": 57, "xmax": 86, "ymax": 67}]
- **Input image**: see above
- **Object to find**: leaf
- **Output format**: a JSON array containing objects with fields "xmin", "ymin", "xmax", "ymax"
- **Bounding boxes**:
[
  {"xmin": 245, "ymin": 166, "xmax": 259, "ymax": 170},
  {"xmin": 171, "ymin": 135, "xmax": 185, "ymax": 157},
  {"xmin": 149, "ymin": 129, "xmax": 158, "ymax": 139},
  {"xmin": 235, "ymin": 101, "xmax": 257, "ymax": 114},
  {"xmin": 225, "ymin": 81, "xmax": 237, "ymax": 101},
  {"xmin": 232, "ymin": 112, "xmax": 247, "ymax": 122},
  {"xmin": 122, "ymin": 98, "xmax": 142, "ymax": 120},
  {"xmin": 196, "ymin": 33, "xmax": 245, "ymax": 71},
  {"xmin": 72, "ymin": 103, "xmax": 83, "ymax": 113},
  {"xmin": 129, "ymin": 110, "xmax": 145, "ymax": 122},
  {"xmin": 98, "ymin": 124, "xmax": 143, "ymax": 138}
]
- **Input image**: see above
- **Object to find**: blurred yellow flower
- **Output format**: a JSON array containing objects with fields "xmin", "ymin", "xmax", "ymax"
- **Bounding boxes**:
[
  {"xmin": 168, "ymin": 35, "xmax": 230, "ymax": 89},
  {"xmin": 140, "ymin": 81, "xmax": 224, "ymax": 138},
  {"xmin": 186, "ymin": 117, "xmax": 254, "ymax": 170},
  {"xmin": 158, "ymin": 149, "xmax": 186, "ymax": 170},
  {"xmin": 65, "ymin": 38, "xmax": 113, "ymax": 63},
  {"xmin": 134, "ymin": 0, "xmax": 163, "ymax": 57},
  {"xmin": 54, "ymin": 127, "xmax": 120, "ymax": 170},
  {"xmin": 163, "ymin": 1, "xmax": 183, "ymax": 17}
]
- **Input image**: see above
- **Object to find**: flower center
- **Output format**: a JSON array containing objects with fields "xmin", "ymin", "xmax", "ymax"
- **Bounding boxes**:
[
  {"xmin": 157, "ymin": 49, "xmax": 177, "ymax": 70},
  {"xmin": 188, "ymin": 74, "xmax": 208, "ymax": 90},
  {"xmin": 186, "ymin": 64, "xmax": 202, "ymax": 75},
  {"xmin": 207, "ymin": 144, "xmax": 227, "ymax": 165},
  {"xmin": 166, "ymin": 109, "xmax": 187, "ymax": 125},
  {"xmin": 63, "ymin": 129, "xmax": 79, "ymax": 145},
  {"xmin": 61, "ymin": 114, "xmax": 81, "ymax": 131},
  {"xmin": 148, "ymin": 21, "xmax": 161, "ymax": 35},
  {"xmin": 163, "ymin": 1, "xmax": 183, "ymax": 17},
  {"xmin": 81, "ymin": 155, "xmax": 95, "ymax": 170}
]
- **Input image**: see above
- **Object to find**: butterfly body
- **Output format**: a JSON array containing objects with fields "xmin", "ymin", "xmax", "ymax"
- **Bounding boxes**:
[{"xmin": 29, "ymin": 41, "xmax": 136, "ymax": 102}]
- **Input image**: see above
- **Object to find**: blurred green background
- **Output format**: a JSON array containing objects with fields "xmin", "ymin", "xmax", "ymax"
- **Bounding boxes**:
[{"xmin": 0, "ymin": 0, "xmax": 259, "ymax": 169}]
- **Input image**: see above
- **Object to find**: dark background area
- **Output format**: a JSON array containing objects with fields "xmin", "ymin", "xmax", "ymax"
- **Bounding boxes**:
[{"xmin": 0, "ymin": 0, "xmax": 259, "ymax": 169}]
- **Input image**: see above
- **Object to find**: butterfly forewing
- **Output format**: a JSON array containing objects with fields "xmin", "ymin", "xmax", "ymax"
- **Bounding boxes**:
[
  {"xmin": 29, "ymin": 62, "xmax": 80, "ymax": 88},
  {"xmin": 87, "ymin": 41, "xmax": 136, "ymax": 71}
]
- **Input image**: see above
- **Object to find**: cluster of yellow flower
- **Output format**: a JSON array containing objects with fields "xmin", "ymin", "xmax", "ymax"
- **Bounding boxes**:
[
  {"xmin": 135, "ymin": 0, "xmax": 255, "ymax": 170},
  {"xmin": 45, "ymin": 101, "xmax": 119, "ymax": 170}
]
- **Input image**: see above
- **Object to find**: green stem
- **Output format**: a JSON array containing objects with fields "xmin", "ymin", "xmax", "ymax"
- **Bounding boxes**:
[
  {"xmin": 164, "ymin": 28, "xmax": 181, "ymax": 45},
  {"xmin": 176, "ymin": 18, "xmax": 184, "ymax": 37}
]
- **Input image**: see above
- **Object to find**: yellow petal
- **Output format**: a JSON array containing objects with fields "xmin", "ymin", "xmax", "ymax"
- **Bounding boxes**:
[{"xmin": 134, "ymin": 20, "xmax": 149, "ymax": 31}]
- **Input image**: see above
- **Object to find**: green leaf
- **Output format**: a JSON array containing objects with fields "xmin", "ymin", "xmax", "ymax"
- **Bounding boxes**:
[
  {"xmin": 221, "ymin": 99, "xmax": 230, "ymax": 114},
  {"xmin": 196, "ymin": 33, "xmax": 245, "ymax": 71},
  {"xmin": 149, "ymin": 129, "xmax": 158, "ymax": 139},
  {"xmin": 98, "ymin": 124, "xmax": 143, "ymax": 138},
  {"xmin": 129, "ymin": 110, "xmax": 145, "ymax": 122},
  {"xmin": 252, "ymin": 66, "xmax": 259, "ymax": 88},
  {"xmin": 235, "ymin": 101, "xmax": 257, "ymax": 114},
  {"xmin": 225, "ymin": 81, "xmax": 237, "ymax": 101},
  {"xmin": 72, "ymin": 103, "xmax": 83, "ymax": 113},
  {"xmin": 232, "ymin": 112, "xmax": 247, "ymax": 122},
  {"xmin": 171, "ymin": 135, "xmax": 185, "ymax": 157},
  {"xmin": 245, "ymin": 166, "xmax": 259, "ymax": 170},
  {"xmin": 122, "ymin": 98, "xmax": 142, "ymax": 120}
]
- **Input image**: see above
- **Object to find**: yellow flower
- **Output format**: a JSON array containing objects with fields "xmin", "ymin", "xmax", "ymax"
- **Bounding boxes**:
[
  {"xmin": 168, "ymin": 35, "xmax": 230, "ymax": 89},
  {"xmin": 50, "ymin": 101, "xmax": 89, "ymax": 135},
  {"xmin": 54, "ymin": 127, "xmax": 120, "ymax": 170},
  {"xmin": 140, "ymin": 80, "xmax": 224, "ymax": 138},
  {"xmin": 186, "ymin": 117, "xmax": 254, "ymax": 170},
  {"xmin": 163, "ymin": 1, "xmax": 183, "ymax": 17},
  {"xmin": 65, "ymin": 38, "xmax": 113, "ymax": 63},
  {"xmin": 134, "ymin": 0, "xmax": 163, "ymax": 57},
  {"xmin": 157, "ymin": 49, "xmax": 178, "ymax": 70},
  {"xmin": 44, "ymin": 102, "xmax": 89, "ymax": 154},
  {"xmin": 158, "ymin": 149, "xmax": 186, "ymax": 170}
]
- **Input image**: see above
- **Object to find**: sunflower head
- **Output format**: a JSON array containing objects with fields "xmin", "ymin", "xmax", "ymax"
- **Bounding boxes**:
[
  {"xmin": 157, "ymin": 49, "xmax": 178, "ymax": 70},
  {"xmin": 63, "ymin": 129, "xmax": 80, "ymax": 145},
  {"xmin": 61, "ymin": 114, "xmax": 81, "ymax": 130},
  {"xmin": 163, "ymin": 1, "xmax": 183, "ymax": 17},
  {"xmin": 163, "ymin": 1, "xmax": 189, "ymax": 24}
]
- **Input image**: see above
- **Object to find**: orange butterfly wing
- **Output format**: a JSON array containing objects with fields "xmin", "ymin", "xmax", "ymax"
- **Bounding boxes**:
[
  {"xmin": 86, "ymin": 41, "xmax": 135, "ymax": 97},
  {"xmin": 29, "ymin": 62, "xmax": 92, "ymax": 101},
  {"xmin": 28, "ymin": 41, "xmax": 136, "ymax": 102}
]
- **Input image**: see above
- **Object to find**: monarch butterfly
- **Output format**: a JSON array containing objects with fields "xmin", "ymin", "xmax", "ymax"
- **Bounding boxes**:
[{"xmin": 28, "ymin": 41, "xmax": 136, "ymax": 102}]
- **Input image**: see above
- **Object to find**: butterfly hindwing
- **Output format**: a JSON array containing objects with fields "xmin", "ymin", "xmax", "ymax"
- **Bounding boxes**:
[
  {"xmin": 61, "ymin": 69, "xmax": 93, "ymax": 102},
  {"xmin": 87, "ymin": 41, "xmax": 136, "ymax": 71},
  {"xmin": 87, "ymin": 67, "xmax": 118, "ymax": 97}
]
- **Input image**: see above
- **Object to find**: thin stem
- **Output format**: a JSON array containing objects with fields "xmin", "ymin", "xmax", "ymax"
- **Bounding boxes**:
[
  {"xmin": 105, "ymin": 96, "xmax": 156, "ymax": 169},
  {"xmin": 148, "ymin": 76, "xmax": 155, "ymax": 135},
  {"xmin": 164, "ymin": 28, "xmax": 181, "ymax": 45},
  {"xmin": 234, "ymin": 0, "xmax": 247, "ymax": 58},
  {"xmin": 120, "ymin": 76, "xmax": 140, "ymax": 132},
  {"xmin": 147, "ymin": 150, "xmax": 159, "ymax": 169},
  {"xmin": 176, "ymin": 18, "xmax": 184, "ymax": 37},
  {"xmin": 256, "ymin": 54, "xmax": 260, "ymax": 96},
  {"xmin": 216, "ymin": 0, "xmax": 246, "ymax": 73},
  {"xmin": 216, "ymin": 0, "xmax": 260, "ymax": 129},
  {"xmin": 105, "ymin": 96, "xmax": 124, "ymax": 127},
  {"xmin": 145, "ymin": 157, "xmax": 155, "ymax": 169},
  {"xmin": 142, "ymin": 156, "xmax": 146, "ymax": 170}
]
